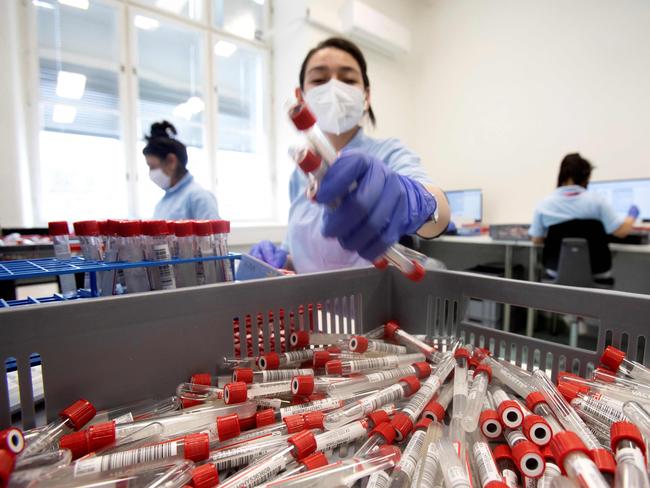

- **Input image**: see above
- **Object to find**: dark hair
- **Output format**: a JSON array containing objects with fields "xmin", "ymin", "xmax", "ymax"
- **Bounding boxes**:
[
  {"xmin": 557, "ymin": 153, "xmax": 593, "ymax": 188},
  {"xmin": 142, "ymin": 121, "xmax": 188, "ymax": 176},
  {"xmin": 299, "ymin": 37, "xmax": 376, "ymax": 126}
]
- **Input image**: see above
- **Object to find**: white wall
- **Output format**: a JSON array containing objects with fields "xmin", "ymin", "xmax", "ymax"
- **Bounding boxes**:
[{"xmin": 410, "ymin": 0, "xmax": 650, "ymax": 223}]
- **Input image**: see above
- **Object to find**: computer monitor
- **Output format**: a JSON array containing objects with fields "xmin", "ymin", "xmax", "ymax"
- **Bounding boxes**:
[
  {"xmin": 446, "ymin": 189, "xmax": 483, "ymax": 223},
  {"xmin": 588, "ymin": 178, "xmax": 650, "ymax": 223}
]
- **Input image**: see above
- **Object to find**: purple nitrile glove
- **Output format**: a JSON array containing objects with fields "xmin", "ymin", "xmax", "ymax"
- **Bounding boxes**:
[
  {"xmin": 249, "ymin": 240, "xmax": 288, "ymax": 269},
  {"xmin": 628, "ymin": 205, "xmax": 640, "ymax": 219},
  {"xmin": 315, "ymin": 150, "xmax": 437, "ymax": 261}
]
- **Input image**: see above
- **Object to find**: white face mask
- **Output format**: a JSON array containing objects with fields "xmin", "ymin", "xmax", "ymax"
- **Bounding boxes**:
[
  {"xmin": 149, "ymin": 168, "xmax": 172, "ymax": 190},
  {"xmin": 304, "ymin": 79, "xmax": 366, "ymax": 135}
]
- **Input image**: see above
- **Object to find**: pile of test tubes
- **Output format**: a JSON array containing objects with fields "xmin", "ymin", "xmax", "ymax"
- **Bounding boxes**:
[
  {"xmin": 48, "ymin": 218, "xmax": 233, "ymax": 297},
  {"xmin": 3, "ymin": 325, "xmax": 650, "ymax": 488}
]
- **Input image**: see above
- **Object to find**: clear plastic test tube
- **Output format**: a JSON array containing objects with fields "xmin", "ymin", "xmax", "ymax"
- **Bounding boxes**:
[
  {"xmin": 223, "ymin": 380, "xmax": 294, "ymax": 404},
  {"xmin": 354, "ymin": 421, "xmax": 396, "ymax": 458},
  {"xmin": 411, "ymin": 421, "xmax": 444, "ymax": 488},
  {"xmin": 462, "ymin": 363, "xmax": 492, "ymax": 432},
  {"xmin": 291, "ymin": 375, "xmax": 350, "ymax": 397},
  {"xmin": 9, "ymin": 449, "xmax": 72, "ymax": 486},
  {"xmin": 622, "ymin": 401, "xmax": 650, "ymax": 440},
  {"xmin": 258, "ymin": 350, "xmax": 316, "ymax": 370},
  {"xmin": 452, "ymin": 348, "xmax": 470, "ymax": 420},
  {"xmin": 210, "ymin": 219, "xmax": 233, "ymax": 282},
  {"xmin": 142, "ymin": 220, "xmax": 176, "ymax": 291},
  {"xmin": 384, "ymin": 322, "xmax": 444, "ymax": 363},
  {"xmin": 290, "ymin": 331, "xmax": 352, "ymax": 349},
  {"xmin": 387, "ymin": 418, "xmax": 431, "ymax": 488},
  {"xmin": 233, "ymin": 367, "xmax": 314, "ymax": 384},
  {"xmin": 325, "ymin": 353, "xmax": 426, "ymax": 376},
  {"xmin": 48, "ymin": 221, "xmax": 77, "ymax": 298},
  {"xmin": 435, "ymin": 437, "xmax": 472, "ymax": 488},
  {"xmin": 491, "ymin": 385, "xmax": 524, "ymax": 429},
  {"xmin": 609, "ymin": 421, "xmax": 650, "ymax": 488},
  {"xmin": 73, "ymin": 220, "xmax": 103, "ymax": 292},
  {"xmin": 475, "ymin": 351, "xmax": 534, "ymax": 399},
  {"xmin": 471, "ymin": 431, "xmax": 508, "ymax": 488},
  {"xmin": 600, "ymin": 345, "xmax": 650, "ymax": 383},
  {"xmin": 172, "ymin": 220, "xmax": 198, "ymax": 288},
  {"xmin": 99, "ymin": 219, "xmax": 124, "ymax": 295},
  {"xmin": 326, "ymin": 362, "xmax": 430, "ymax": 399},
  {"xmin": 348, "ymin": 336, "xmax": 407, "ymax": 355},
  {"xmin": 478, "ymin": 391, "xmax": 503, "ymax": 441},
  {"xmin": 422, "ymin": 381, "xmax": 453, "ymax": 423},
  {"xmin": 561, "ymin": 371, "xmax": 650, "ymax": 404},
  {"xmin": 116, "ymin": 220, "xmax": 151, "ymax": 293},
  {"xmin": 503, "ymin": 428, "xmax": 545, "ymax": 479},
  {"xmin": 192, "ymin": 220, "xmax": 218, "ymax": 286},
  {"xmin": 323, "ymin": 376, "xmax": 420, "ymax": 430},
  {"xmin": 549, "ymin": 431, "xmax": 609, "ymax": 488},
  {"xmin": 558, "ymin": 382, "xmax": 625, "ymax": 427}
]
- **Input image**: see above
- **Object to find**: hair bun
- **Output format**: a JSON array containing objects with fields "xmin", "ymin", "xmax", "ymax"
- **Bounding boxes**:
[{"xmin": 148, "ymin": 121, "xmax": 177, "ymax": 140}]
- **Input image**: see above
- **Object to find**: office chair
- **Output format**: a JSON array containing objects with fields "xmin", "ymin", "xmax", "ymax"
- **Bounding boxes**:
[{"xmin": 542, "ymin": 219, "xmax": 614, "ymax": 346}]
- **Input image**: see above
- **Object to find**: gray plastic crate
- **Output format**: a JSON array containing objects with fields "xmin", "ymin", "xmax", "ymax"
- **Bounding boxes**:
[{"xmin": 2, "ymin": 267, "xmax": 649, "ymax": 430}]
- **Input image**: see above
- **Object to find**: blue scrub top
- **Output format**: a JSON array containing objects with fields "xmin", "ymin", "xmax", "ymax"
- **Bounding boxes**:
[
  {"xmin": 285, "ymin": 128, "xmax": 432, "ymax": 274},
  {"xmin": 153, "ymin": 172, "xmax": 219, "ymax": 220},
  {"xmin": 529, "ymin": 185, "xmax": 624, "ymax": 238}
]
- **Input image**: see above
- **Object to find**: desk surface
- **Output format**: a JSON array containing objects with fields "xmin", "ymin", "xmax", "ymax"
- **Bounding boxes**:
[{"xmin": 435, "ymin": 235, "xmax": 650, "ymax": 254}]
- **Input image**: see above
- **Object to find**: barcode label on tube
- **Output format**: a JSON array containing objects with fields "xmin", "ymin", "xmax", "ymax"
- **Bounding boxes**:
[
  {"xmin": 473, "ymin": 441, "xmax": 502, "ymax": 484},
  {"xmin": 74, "ymin": 442, "xmax": 178, "ymax": 474},
  {"xmin": 262, "ymin": 369, "xmax": 313, "ymax": 383},
  {"xmin": 367, "ymin": 470, "xmax": 390, "ymax": 488},
  {"xmin": 153, "ymin": 244, "xmax": 175, "ymax": 289},
  {"xmin": 446, "ymin": 465, "xmax": 471, "ymax": 488},
  {"xmin": 315, "ymin": 421, "xmax": 367, "ymax": 450},
  {"xmin": 256, "ymin": 398, "xmax": 283, "ymax": 409},
  {"xmin": 402, "ymin": 378, "xmax": 441, "ymax": 420},
  {"xmin": 349, "ymin": 357, "xmax": 396, "ymax": 373},
  {"xmin": 280, "ymin": 397, "xmax": 342, "ymax": 418},
  {"xmin": 399, "ymin": 430, "xmax": 426, "ymax": 478}
]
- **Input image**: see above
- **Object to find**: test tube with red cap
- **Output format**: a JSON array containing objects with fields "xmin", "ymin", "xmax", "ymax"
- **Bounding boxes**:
[
  {"xmin": 410, "ymin": 421, "xmax": 445, "ymax": 488},
  {"xmin": 470, "ymin": 431, "xmax": 509, "ymax": 488},
  {"xmin": 492, "ymin": 444, "xmax": 521, "ymax": 488},
  {"xmin": 172, "ymin": 220, "xmax": 198, "ymax": 287},
  {"xmin": 549, "ymin": 431, "xmax": 609, "ymax": 488},
  {"xmin": 462, "ymin": 363, "xmax": 492, "ymax": 432},
  {"xmin": 258, "ymin": 350, "xmax": 316, "ymax": 371},
  {"xmin": 348, "ymin": 336, "xmax": 407, "ymax": 355},
  {"xmin": 490, "ymin": 385, "xmax": 523, "ymax": 430},
  {"xmin": 48, "ymin": 221, "xmax": 77, "ymax": 298},
  {"xmin": 141, "ymin": 220, "xmax": 176, "ymax": 290},
  {"xmin": 192, "ymin": 220, "xmax": 218, "ymax": 285},
  {"xmin": 323, "ymin": 376, "xmax": 421, "ymax": 430},
  {"xmin": 475, "ymin": 350, "xmax": 534, "ymax": 400},
  {"xmin": 201, "ymin": 433, "xmax": 292, "ymax": 475},
  {"xmin": 73, "ymin": 220, "xmax": 104, "ymax": 292},
  {"xmin": 353, "ymin": 415, "xmax": 396, "ymax": 458},
  {"xmin": 517, "ymin": 401, "xmax": 553, "ymax": 448},
  {"xmin": 422, "ymin": 382, "xmax": 453, "ymax": 424},
  {"xmin": 478, "ymin": 391, "xmax": 503, "ymax": 441},
  {"xmin": 289, "ymin": 331, "xmax": 352, "ymax": 350},
  {"xmin": 22, "ymin": 399, "xmax": 96, "ymax": 457},
  {"xmin": 0, "ymin": 428, "xmax": 24, "ymax": 457},
  {"xmin": 562, "ymin": 369, "xmax": 650, "ymax": 404},
  {"xmin": 622, "ymin": 401, "xmax": 650, "ymax": 449},
  {"xmin": 537, "ymin": 446, "xmax": 562, "ymax": 488},
  {"xmin": 278, "ymin": 397, "xmax": 344, "ymax": 420},
  {"xmin": 8, "ymin": 449, "xmax": 71, "ymax": 487},
  {"xmin": 224, "ymin": 380, "xmax": 300, "ymax": 404},
  {"xmin": 503, "ymin": 428, "xmax": 545, "ymax": 479},
  {"xmin": 260, "ymin": 451, "xmax": 330, "ymax": 487},
  {"xmin": 452, "ymin": 348, "xmax": 471, "ymax": 444},
  {"xmin": 233, "ymin": 367, "xmax": 314, "ymax": 384},
  {"xmin": 383, "ymin": 321, "xmax": 444, "ymax": 364},
  {"xmin": 116, "ymin": 220, "xmax": 151, "ymax": 293},
  {"xmin": 558, "ymin": 381, "xmax": 625, "ymax": 429},
  {"xmin": 391, "ymin": 354, "xmax": 454, "ymax": 442},
  {"xmin": 610, "ymin": 421, "xmax": 650, "ymax": 488},
  {"xmin": 435, "ymin": 437, "xmax": 471, "ymax": 488},
  {"xmin": 311, "ymin": 349, "xmax": 358, "ymax": 372},
  {"xmin": 601, "ymin": 345, "xmax": 650, "ymax": 383},
  {"xmin": 99, "ymin": 219, "xmax": 124, "ymax": 295},
  {"xmin": 288, "ymin": 104, "xmax": 426, "ymax": 282},
  {"xmin": 176, "ymin": 383, "xmax": 224, "ymax": 407},
  {"xmin": 210, "ymin": 219, "xmax": 233, "ymax": 282},
  {"xmin": 291, "ymin": 375, "xmax": 349, "ymax": 398},
  {"xmin": 325, "ymin": 352, "xmax": 425, "ymax": 376},
  {"xmin": 532, "ymin": 370, "xmax": 616, "ymax": 479}
]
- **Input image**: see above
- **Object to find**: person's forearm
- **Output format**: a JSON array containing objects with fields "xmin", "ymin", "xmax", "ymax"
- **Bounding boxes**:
[
  {"xmin": 416, "ymin": 185, "xmax": 451, "ymax": 239},
  {"xmin": 612, "ymin": 217, "xmax": 636, "ymax": 238}
]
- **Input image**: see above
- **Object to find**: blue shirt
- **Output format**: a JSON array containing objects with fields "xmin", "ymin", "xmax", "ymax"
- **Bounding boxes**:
[
  {"xmin": 529, "ymin": 185, "xmax": 624, "ymax": 238},
  {"xmin": 153, "ymin": 173, "xmax": 219, "ymax": 220},
  {"xmin": 285, "ymin": 129, "xmax": 432, "ymax": 274}
]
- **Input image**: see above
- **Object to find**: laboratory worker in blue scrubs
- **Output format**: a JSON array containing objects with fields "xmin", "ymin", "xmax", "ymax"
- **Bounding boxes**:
[
  {"xmin": 251, "ymin": 37, "xmax": 450, "ymax": 273},
  {"xmin": 143, "ymin": 121, "xmax": 219, "ymax": 220}
]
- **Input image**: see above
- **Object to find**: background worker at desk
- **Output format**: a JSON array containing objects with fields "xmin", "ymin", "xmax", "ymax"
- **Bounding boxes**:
[{"xmin": 529, "ymin": 153, "xmax": 640, "ymax": 279}]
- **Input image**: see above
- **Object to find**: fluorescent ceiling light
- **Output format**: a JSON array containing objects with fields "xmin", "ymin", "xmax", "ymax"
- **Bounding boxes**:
[
  {"xmin": 155, "ymin": 0, "xmax": 187, "ymax": 14},
  {"xmin": 33, "ymin": 0, "xmax": 55, "ymax": 9},
  {"xmin": 58, "ymin": 0, "xmax": 89, "ymax": 10},
  {"xmin": 214, "ymin": 40, "xmax": 237, "ymax": 58},
  {"xmin": 226, "ymin": 14, "xmax": 256, "ymax": 40},
  {"xmin": 173, "ymin": 96, "xmax": 204, "ymax": 121},
  {"xmin": 52, "ymin": 104, "xmax": 77, "ymax": 124},
  {"xmin": 56, "ymin": 71, "xmax": 87, "ymax": 100},
  {"xmin": 134, "ymin": 15, "xmax": 159, "ymax": 30}
]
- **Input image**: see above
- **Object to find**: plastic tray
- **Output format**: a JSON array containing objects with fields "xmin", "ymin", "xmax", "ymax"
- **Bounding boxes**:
[{"xmin": 1, "ymin": 266, "xmax": 649, "ymax": 429}]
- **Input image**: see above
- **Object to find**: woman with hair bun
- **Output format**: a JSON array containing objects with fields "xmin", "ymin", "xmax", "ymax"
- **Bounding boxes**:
[{"xmin": 142, "ymin": 121, "xmax": 219, "ymax": 219}]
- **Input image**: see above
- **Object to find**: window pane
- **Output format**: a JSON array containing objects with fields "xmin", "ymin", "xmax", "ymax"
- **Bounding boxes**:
[
  {"xmin": 135, "ymin": 0, "xmax": 204, "ymax": 22},
  {"xmin": 36, "ymin": 0, "xmax": 128, "ymax": 222},
  {"xmin": 213, "ymin": 0, "xmax": 265, "ymax": 41},
  {"xmin": 214, "ymin": 40, "xmax": 272, "ymax": 222},
  {"xmin": 135, "ymin": 15, "xmax": 210, "ymax": 219}
]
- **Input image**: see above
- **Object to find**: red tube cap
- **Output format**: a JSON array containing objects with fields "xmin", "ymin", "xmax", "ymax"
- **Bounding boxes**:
[
  {"xmin": 600, "ymin": 345, "xmax": 626, "ymax": 371},
  {"xmin": 454, "ymin": 348, "xmax": 470, "ymax": 360},
  {"xmin": 117, "ymin": 220, "xmax": 142, "ymax": 237},
  {"xmin": 522, "ymin": 414, "xmax": 552, "ymax": 447},
  {"xmin": 181, "ymin": 397, "xmax": 203, "ymax": 409},
  {"xmin": 611, "ymin": 421, "xmax": 646, "ymax": 456},
  {"xmin": 216, "ymin": 414, "xmax": 241, "ymax": 441},
  {"xmin": 492, "ymin": 444, "xmax": 514, "ymax": 463},
  {"xmin": 289, "ymin": 104, "xmax": 317, "ymax": 131},
  {"xmin": 60, "ymin": 399, "xmax": 96, "ymax": 430},
  {"xmin": 303, "ymin": 412, "xmax": 325, "ymax": 430},
  {"xmin": 288, "ymin": 430, "xmax": 317, "ymax": 460},
  {"xmin": 59, "ymin": 430, "xmax": 90, "ymax": 460},
  {"xmin": 255, "ymin": 409, "xmax": 276, "ymax": 429},
  {"xmin": 0, "ymin": 428, "xmax": 24, "ymax": 455},
  {"xmin": 283, "ymin": 414, "xmax": 306, "ymax": 434},
  {"xmin": 48, "ymin": 221, "xmax": 69, "ymax": 236},
  {"xmin": 390, "ymin": 412, "xmax": 414, "ymax": 442},
  {"xmin": 325, "ymin": 360, "xmax": 342, "ymax": 376},
  {"xmin": 557, "ymin": 382, "xmax": 582, "ymax": 401},
  {"xmin": 190, "ymin": 373, "xmax": 212, "ymax": 386},
  {"xmin": 399, "ymin": 376, "xmax": 421, "ymax": 396},
  {"xmin": 497, "ymin": 400, "xmax": 523, "ymax": 428},
  {"xmin": 184, "ymin": 433, "xmax": 210, "ymax": 462},
  {"xmin": 142, "ymin": 220, "xmax": 169, "ymax": 236},
  {"xmin": 542, "ymin": 445, "xmax": 555, "ymax": 461},
  {"xmin": 233, "ymin": 368, "xmax": 254, "ymax": 384},
  {"xmin": 474, "ymin": 363, "xmax": 492, "ymax": 383},
  {"xmin": 550, "ymin": 431, "xmax": 590, "ymax": 475},
  {"xmin": 593, "ymin": 367, "xmax": 616, "ymax": 383},
  {"xmin": 367, "ymin": 410, "xmax": 390, "ymax": 428},
  {"xmin": 210, "ymin": 220, "xmax": 230, "ymax": 234},
  {"xmin": 297, "ymin": 150, "xmax": 322, "ymax": 175},
  {"xmin": 290, "ymin": 331, "xmax": 310, "ymax": 349},
  {"xmin": 224, "ymin": 382, "xmax": 248, "ymax": 404},
  {"xmin": 384, "ymin": 321, "xmax": 400, "ymax": 340},
  {"xmin": 291, "ymin": 376, "xmax": 315, "ymax": 396},
  {"xmin": 485, "ymin": 483, "xmax": 509, "ymax": 488},
  {"xmin": 371, "ymin": 421, "xmax": 396, "ymax": 444},
  {"xmin": 260, "ymin": 353, "xmax": 280, "ymax": 370},
  {"xmin": 349, "ymin": 336, "xmax": 368, "ymax": 353},
  {"xmin": 525, "ymin": 391, "xmax": 546, "ymax": 412},
  {"xmin": 479, "ymin": 410, "xmax": 503, "ymax": 439},
  {"xmin": 405, "ymin": 261, "xmax": 426, "ymax": 282},
  {"xmin": 0, "ymin": 449, "xmax": 16, "ymax": 488},
  {"xmin": 512, "ymin": 440, "xmax": 545, "ymax": 478},
  {"xmin": 193, "ymin": 220, "xmax": 212, "ymax": 237},
  {"xmin": 415, "ymin": 418, "xmax": 432, "ymax": 431},
  {"xmin": 411, "ymin": 362, "xmax": 432, "ymax": 379},
  {"xmin": 300, "ymin": 451, "xmax": 328, "ymax": 471},
  {"xmin": 312, "ymin": 351, "xmax": 331, "ymax": 368},
  {"xmin": 239, "ymin": 415, "xmax": 256, "ymax": 431},
  {"xmin": 174, "ymin": 220, "xmax": 194, "ymax": 237},
  {"xmin": 87, "ymin": 421, "xmax": 117, "ymax": 451},
  {"xmin": 73, "ymin": 220, "xmax": 100, "ymax": 237},
  {"xmin": 591, "ymin": 448, "xmax": 616, "ymax": 475},
  {"xmin": 191, "ymin": 463, "xmax": 219, "ymax": 488}
]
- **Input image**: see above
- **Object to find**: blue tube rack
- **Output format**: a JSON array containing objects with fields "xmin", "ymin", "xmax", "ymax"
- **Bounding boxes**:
[{"xmin": 0, "ymin": 253, "xmax": 241, "ymax": 309}]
